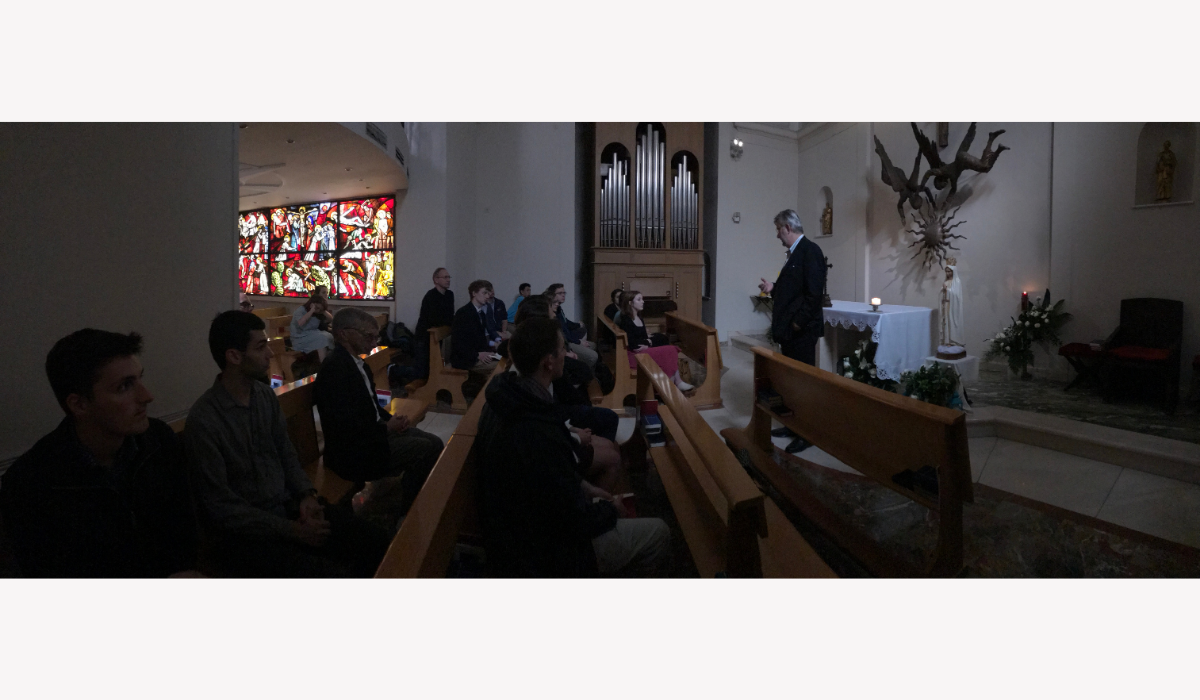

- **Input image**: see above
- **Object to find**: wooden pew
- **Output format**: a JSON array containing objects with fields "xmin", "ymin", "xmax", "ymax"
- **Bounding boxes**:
[
  {"xmin": 268, "ymin": 337, "xmax": 302, "ymax": 382},
  {"xmin": 264, "ymin": 314, "xmax": 292, "ymax": 339},
  {"xmin": 252, "ymin": 306, "xmax": 287, "ymax": 319},
  {"xmin": 592, "ymin": 313, "xmax": 723, "ymax": 411},
  {"xmin": 721, "ymin": 346, "xmax": 973, "ymax": 577},
  {"xmin": 375, "ymin": 360, "xmax": 509, "ymax": 577},
  {"xmin": 627, "ymin": 353, "xmax": 834, "ymax": 577},
  {"xmin": 372, "ymin": 312, "xmax": 389, "ymax": 330},
  {"xmin": 407, "ymin": 326, "xmax": 470, "ymax": 414},
  {"xmin": 591, "ymin": 313, "xmax": 638, "ymax": 410},
  {"xmin": 363, "ymin": 344, "xmax": 393, "ymax": 392},
  {"xmin": 664, "ymin": 311, "xmax": 723, "ymax": 409}
]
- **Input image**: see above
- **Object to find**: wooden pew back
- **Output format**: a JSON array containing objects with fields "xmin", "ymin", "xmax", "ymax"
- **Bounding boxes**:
[
  {"xmin": 252, "ymin": 306, "xmax": 287, "ymax": 319},
  {"xmin": 408, "ymin": 326, "xmax": 469, "ymax": 413},
  {"xmin": 375, "ymin": 360, "xmax": 509, "ymax": 577},
  {"xmin": 264, "ymin": 314, "xmax": 292, "ymax": 338},
  {"xmin": 664, "ymin": 311, "xmax": 723, "ymax": 409},
  {"xmin": 726, "ymin": 346, "xmax": 972, "ymax": 576},
  {"xmin": 631, "ymin": 354, "xmax": 834, "ymax": 577},
  {"xmin": 274, "ymin": 376, "xmax": 359, "ymax": 504},
  {"xmin": 591, "ymin": 313, "xmax": 636, "ymax": 410}
]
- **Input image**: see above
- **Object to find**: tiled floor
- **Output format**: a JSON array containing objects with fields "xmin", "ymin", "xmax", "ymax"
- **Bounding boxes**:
[{"xmin": 422, "ymin": 342, "xmax": 1200, "ymax": 552}]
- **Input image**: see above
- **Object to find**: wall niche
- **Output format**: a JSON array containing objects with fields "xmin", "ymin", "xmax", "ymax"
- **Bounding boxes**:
[
  {"xmin": 1134, "ymin": 123, "xmax": 1195, "ymax": 207},
  {"xmin": 816, "ymin": 186, "xmax": 833, "ymax": 236}
]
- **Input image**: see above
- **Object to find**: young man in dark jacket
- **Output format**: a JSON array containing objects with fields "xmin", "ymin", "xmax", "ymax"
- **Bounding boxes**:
[
  {"xmin": 476, "ymin": 317, "xmax": 669, "ymax": 577},
  {"xmin": 0, "ymin": 329, "xmax": 201, "ymax": 577},
  {"xmin": 314, "ymin": 308, "xmax": 443, "ymax": 519}
]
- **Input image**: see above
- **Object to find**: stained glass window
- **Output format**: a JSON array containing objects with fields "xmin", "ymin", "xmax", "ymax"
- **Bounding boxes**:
[{"xmin": 238, "ymin": 196, "xmax": 394, "ymax": 300}]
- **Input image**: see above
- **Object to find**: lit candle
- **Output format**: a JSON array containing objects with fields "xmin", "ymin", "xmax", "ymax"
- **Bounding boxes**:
[
  {"xmin": 870, "ymin": 297, "xmax": 881, "ymax": 306},
  {"xmin": 1021, "ymin": 291, "xmax": 1029, "ymax": 311}
]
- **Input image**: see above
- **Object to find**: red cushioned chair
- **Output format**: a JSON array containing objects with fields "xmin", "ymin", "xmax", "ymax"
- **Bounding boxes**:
[{"xmin": 1101, "ymin": 298, "xmax": 1183, "ymax": 413}]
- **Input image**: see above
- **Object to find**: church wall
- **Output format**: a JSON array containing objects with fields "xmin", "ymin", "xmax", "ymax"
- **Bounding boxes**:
[
  {"xmin": 1050, "ymin": 122, "xmax": 1200, "ymax": 384},
  {"xmin": 713, "ymin": 122, "xmax": 802, "ymax": 340},
  {"xmin": 0, "ymin": 123, "xmax": 238, "ymax": 464},
  {"xmin": 467, "ymin": 122, "xmax": 578, "ymax": 319},
  {"xmin": 393, "ymin": 122, "xmax": 452, "ymax": 331}
]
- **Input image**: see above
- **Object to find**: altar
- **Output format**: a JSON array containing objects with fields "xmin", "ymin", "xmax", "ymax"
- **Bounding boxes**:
[{"xmin": 818, "ymin": 300, "xmax": 935, "ymax": 380}]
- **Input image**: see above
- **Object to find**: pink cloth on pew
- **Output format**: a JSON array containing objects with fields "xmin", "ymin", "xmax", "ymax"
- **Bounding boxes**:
[{"xmin": 627, "ymin": 345, "xmax": 680, "ymax": 377}]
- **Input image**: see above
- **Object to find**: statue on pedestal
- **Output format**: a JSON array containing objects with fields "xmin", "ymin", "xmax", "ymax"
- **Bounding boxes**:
[
  {"xmin": 821, "ymin": 204, "xmax": 833, "ymax": 236},
  {"xmin": 938, "ymin": 258, "xmax": 965, "ymax": 359},
  {"xmin": 1156, "ymin": 140, "xmax": 1177, "ymax": 202}
]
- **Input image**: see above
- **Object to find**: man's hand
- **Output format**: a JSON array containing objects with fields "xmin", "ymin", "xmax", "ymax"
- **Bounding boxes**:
[
  {"xmin": 292, "ymin": 517, "xmax": 331, "ymax": 547},
  {"xmin": 387, "ymin": 413, "xmax": 411, "ymax": 433},
  {"xmin": 759, "ymin": 278, "xmax": 774, "ymax": 295},
  {"xmin": 581, "ymin": 480, "xmax": 612, "ymax": 502},
  {"xmin": 298, "ymin": 495, "xmax": 324, "ymax": 523},
  {"xmin": 573, "ymin": 428, "xmax": 593, "ymax": 446},
  {"xmin": 478, "ymin": 351, "xmax": 495, "ymax": 363},
  {"xmin": 635, "ymin": 345, "xmax": 650, "ymax": 352},
  {"xmin": 566, "ymin": 350, "xmax": 579, "ymax": 360},
  {"xmin": 611, "ymin": 494, "xmax": 629, "ymax": 519}
]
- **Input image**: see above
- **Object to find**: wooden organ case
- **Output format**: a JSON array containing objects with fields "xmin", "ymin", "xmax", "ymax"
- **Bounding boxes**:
[{"xmin": 591, "ymin": 122, "xmax": 704, "ymax": 334}]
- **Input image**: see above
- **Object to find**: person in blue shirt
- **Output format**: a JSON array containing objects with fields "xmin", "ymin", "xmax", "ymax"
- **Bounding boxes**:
[{"xmin": 507, "ymin": 282, "xmax": 532, "ymax": 324}]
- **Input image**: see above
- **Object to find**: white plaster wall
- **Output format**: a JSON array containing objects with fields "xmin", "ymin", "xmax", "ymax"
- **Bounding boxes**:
[
  {"xmin": 714, "ymin": 122, "xmax": 801, "ymax": 339},
  {"xmin": 0, "ymin": 123, "xmax": 238, "ymax": 463},
  {"xmin": 1051, "ymin": 122, "xmax": 1200, "ymax": 381},
  {"xmin": 469, "ymin": 123, "xmax": 577, "ymax": 318},
  {"xmin": 795, "ymin": 123, "xmax": 871, "ymax": 304},
  {"xmin": 393, "ymin": 122, "xmax": 451, "ymax": 330}
]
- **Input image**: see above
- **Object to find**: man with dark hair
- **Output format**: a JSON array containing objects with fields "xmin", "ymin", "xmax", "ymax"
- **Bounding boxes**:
[
  {"xmin": 450, "ymin": 279, "xmax": 501, "ymax": 379},
  {"xmin": 758, "ymin": 209, "xmax": 827, "ymax": 453},
  {"xmin": 185, "ymin": 310, "xmax": 388, "ymax": 577},
  {"xmin": 507, "ymin": 282, "xmax": 532, "ymax": 324},
  {"xmin": 414, "ymin": 267, "xmax": 454, "ymax": 380},
  {"xmin": 545, "ymin": 283, "xmax": 599, "ymax": 368},
  {"xmin": 314, "ymin": 308, "xmax": 443, "ymax": 520},
  {"xmin": 0, "ymin": 329, "xmax": 200, "ymax": 577},
  {"xmin": 477, "ymin": 317, "xmax": 670, "ymax": 577}
]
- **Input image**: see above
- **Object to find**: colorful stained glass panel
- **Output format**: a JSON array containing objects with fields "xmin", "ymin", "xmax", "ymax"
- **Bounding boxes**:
[
  {"xmin": 239, "ymin": 211, "xmax": 269, "ymax": 254},
  {"xmin": 338, "ymin": 250, "xmax": 394, "ymax": 300},
  {"xmin": 238, "ymin": 255, "xmax": 273, "ymax": 296},
  {"xmin": 271, "ymin": 253, "xmax": 338, "ymax": 298}
]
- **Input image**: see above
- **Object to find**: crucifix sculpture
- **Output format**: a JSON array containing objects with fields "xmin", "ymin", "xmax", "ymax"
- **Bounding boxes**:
[{"xmin": 822, "ymin": 256, "xmax": 833, "ymax": 308}]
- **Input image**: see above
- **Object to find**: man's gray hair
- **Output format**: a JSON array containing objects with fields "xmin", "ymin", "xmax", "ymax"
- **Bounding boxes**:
[
  {"xmin": 332, "ymin": 307, "xmax": 378, "ymax": 333},
  {"xmin": 773, "ymin": 209, "xmax": 804, "ymax": 234}
]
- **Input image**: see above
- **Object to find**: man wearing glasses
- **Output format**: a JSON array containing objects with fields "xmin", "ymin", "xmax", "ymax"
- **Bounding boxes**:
[{"xmin": 314, "ymin": 308, "xmax": 444, "ymax": 524}]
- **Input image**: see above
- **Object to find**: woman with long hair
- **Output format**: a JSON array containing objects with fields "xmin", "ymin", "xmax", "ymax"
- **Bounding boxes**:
[
  {"xmin": 290, "ymin": 291, "xmax": 336, "ymax": 359},
  {"xmin": 618, "ymin": 291, "xmax": 693, "ymax": 391}
]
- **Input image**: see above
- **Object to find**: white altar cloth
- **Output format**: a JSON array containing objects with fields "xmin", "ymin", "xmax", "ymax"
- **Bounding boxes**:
[{"xmin": 821, "ymin": 301, "xmax": 934, "ymax": 380}]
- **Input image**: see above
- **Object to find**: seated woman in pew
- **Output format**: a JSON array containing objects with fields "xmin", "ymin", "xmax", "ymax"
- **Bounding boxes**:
[
  {"xmin": 290, "ymin": 291, "xmax": 335, "ymax": 360},
  {"xmin": 618, "ymin": 291, "xmax": 693, "ymax": 392}
]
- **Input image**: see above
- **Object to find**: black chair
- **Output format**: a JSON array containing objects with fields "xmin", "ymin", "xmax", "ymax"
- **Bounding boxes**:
[{"xmin": 1100, "ymin": 298, "xmax": 1183, "ymax": 413}]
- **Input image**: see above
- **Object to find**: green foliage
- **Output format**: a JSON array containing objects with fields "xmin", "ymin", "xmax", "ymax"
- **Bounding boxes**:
[
  {"xmin": 984, "ymin": 290, "xmax": 1073, "ymax": 376},
  {"xmin": 838, "ymin": 339, "xmax": 898, "ymax": 392},
  {"xmin": 899, "ymin": 363, "xmax": 961, "ymax": 408}
]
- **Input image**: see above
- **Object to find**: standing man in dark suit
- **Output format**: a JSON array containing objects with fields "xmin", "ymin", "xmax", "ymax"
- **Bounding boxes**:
[
  {"xmin": 414, "ymin": 267, "xmax": 455, "ymax": 380},
  {"xmin": 314, "ymin": 308, "xmax": 444, "ymax": 521},
  {"xmin": 758, "ymin": 209, "xmax": 826, "ymax": 453}
]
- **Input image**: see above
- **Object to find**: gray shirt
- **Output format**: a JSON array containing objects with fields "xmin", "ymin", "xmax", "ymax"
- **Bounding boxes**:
[{"xmin": 184, "ymin": 376, "xmax": 313, "ymax": 540}]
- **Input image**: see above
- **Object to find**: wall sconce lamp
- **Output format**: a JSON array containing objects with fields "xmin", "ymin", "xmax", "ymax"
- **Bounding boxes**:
[{"xmin": 730, "ymin": 138, "xmax": 744, "ymax": 161}]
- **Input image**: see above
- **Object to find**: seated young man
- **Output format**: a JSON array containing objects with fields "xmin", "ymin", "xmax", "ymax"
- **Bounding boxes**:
[
  {"xmin": 476, "ymin": 317, "xmax": 670, "ymax": 577},
  {"xmin": 185, "ymin": 311, "xmax": 389, "ymax": 577},
  {"xmin": 545, "ymin": 283, "xmax": 599, "ymax": 369},
  {"xmin": 314, "ymin": 308, "xmax": 444, "ymax": 520},
  {"xmin": 450, "ymin": 279, "xmax": 501, "ymax": 383},
  {"xmin": 0, "ymin": 329, "xmax": 200, "ymax": 577}
]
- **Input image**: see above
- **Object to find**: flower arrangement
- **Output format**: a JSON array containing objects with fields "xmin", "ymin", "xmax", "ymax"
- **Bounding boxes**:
[
  {"xmin": 984, "ymin": 289, "xmax": 1072, "ymax": 378},
  {"xmin": 899, "ymin": 363, "xmax": 964, "ymax": 409},
  {"xmin": 838, "ymin": 340, "xmax": 898, "ymax": 392}
]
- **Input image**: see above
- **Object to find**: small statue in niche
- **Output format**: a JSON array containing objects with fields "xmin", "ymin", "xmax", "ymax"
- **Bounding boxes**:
[
  {"xmin": 821, "ymin": 204, "xmax": 833, "ymax": 236},
  {"xmin": 1155, "ymin": 140, "xmax": 1177, "ymax": 202}
]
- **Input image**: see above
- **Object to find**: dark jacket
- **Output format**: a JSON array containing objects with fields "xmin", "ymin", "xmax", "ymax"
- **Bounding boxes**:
[
  {"xmin": 450, "ymin": 302, "xmax": 492, "ymax": 370},
  {"xmin": 313, "ymin": 345, "xmax": 391, "ymax": 482},
  {"xmin": 771, "ymin": 236, "xmax": 827, "ymax": 343},
  {"xmin": 555, "ymin": 307, "xmax": 585, "ymax": 345},
  {"xmin": 476, "ymin": 371, "xmax": 618, "ymax": 577},
  {"xmin": 0, "ymin": 417, "xmax": 198, "ymax": 577},
  {"xmin": 415, "ymin": 287, "xmax": 455, "ymax": 337}
]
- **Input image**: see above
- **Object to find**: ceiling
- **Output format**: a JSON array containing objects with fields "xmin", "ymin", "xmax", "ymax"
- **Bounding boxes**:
[{"xmin": 237, "ymin": 122, "xmax": 407, "ymax": 212}]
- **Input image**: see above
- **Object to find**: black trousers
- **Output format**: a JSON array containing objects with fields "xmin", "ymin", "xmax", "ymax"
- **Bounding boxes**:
[
  {"xmin": 214, "ymin": 503, "xmax": 390, "ymax": 578},
  {"xmin": 780, "ymin": 333, "xmax": 819, "ymax": 367}
]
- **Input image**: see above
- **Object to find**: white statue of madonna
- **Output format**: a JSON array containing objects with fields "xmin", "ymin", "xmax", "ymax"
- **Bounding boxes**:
[{"xmin": 938, "ymin": 258, "xmax": 965, "ymax": 360}]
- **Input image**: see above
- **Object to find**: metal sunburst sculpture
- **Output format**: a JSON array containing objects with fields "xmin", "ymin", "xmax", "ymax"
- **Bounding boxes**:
[{"xmin": 875, "ymin": 122, "xmax": 1009, "ymax": 268}]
